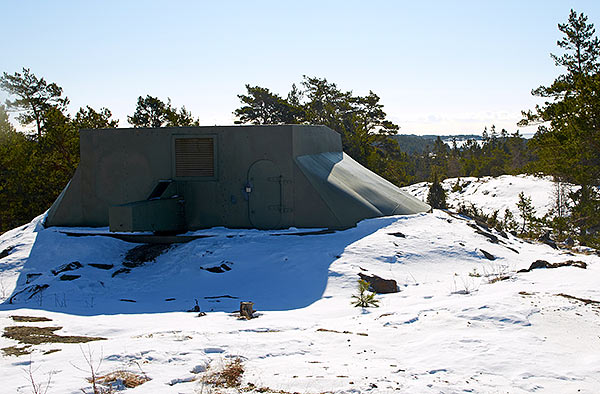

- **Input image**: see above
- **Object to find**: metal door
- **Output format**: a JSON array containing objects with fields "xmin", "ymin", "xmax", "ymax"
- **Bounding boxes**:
[{"xmin": 248, "ymin": 160, "xmax": 281, "ymax": 229}]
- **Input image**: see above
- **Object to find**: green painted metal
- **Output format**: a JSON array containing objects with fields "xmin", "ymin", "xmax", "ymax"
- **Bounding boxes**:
[
  {"xmin": 45, "ymin": 125, "xmax": 430, "ymax": 231},
  {"xmin": 248, "ymin": 160, "xmax": 282, "ymax": 229},
  {"xmin": 108, "ymin": 198, "xmax": 185, "ymax": 233}
]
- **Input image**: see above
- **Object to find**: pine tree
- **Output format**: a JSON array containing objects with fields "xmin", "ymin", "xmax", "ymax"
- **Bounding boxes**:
[
  {"xmin": 516, "ymin": 192, "xmax": 536, "ymax": 235},
  {"xmin": 519, "ymin": 10, "xmax": 600, "ymax": 243},
  {"xmin": 351, "ymin": 279, "xmax": 380, "ymax": 308},
  {"xmin": 0, "ymin": 68, "xmax": 69, "ymax": 138},
  {"xmin": 128, "ymin": 95, "xmax": 199, "ymax": 127},
  {"xmin": 427, "ymin": 173, "xmax": 447, "ymax": 209}
]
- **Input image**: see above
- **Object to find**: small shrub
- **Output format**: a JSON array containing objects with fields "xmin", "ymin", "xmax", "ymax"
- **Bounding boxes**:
[
  {"xmin": 451, "ymin": 178, "xmax": 463, "ymax": 193},
  {"xmin": 351, "ymin": 279, "xmax": 380, "ymax": 308},
  {"xmin": 204, "ymin": 358, "xmax": 244, "ymax": 388},
  {"xmin": 94, "ymin": 370, "xmax": 150, "ymax": 389}
]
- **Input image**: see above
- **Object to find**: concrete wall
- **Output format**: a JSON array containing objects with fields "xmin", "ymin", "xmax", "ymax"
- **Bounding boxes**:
[
  {"xmin": 45, "ymin": 124, "xmax": 430, "ymax": 231},
  {"xmin": 46, "ymin": 125, "xmax": 347, "ymax": 230}
]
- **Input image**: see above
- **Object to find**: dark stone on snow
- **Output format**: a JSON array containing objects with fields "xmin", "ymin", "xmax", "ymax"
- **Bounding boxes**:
[
  {"xmin": 564, "ymin": 237, "xmax": 575, "ymax": 247},
  {"xmin": 388, "ymin": 232, "xmax": 406, "ymax": 238},
  {"xmin": 88, "ymin": 263, "xmax": 114, "ymax": 270},
  {"xmin": 479, "ymin": 249, "xmax": 496, "ymax": 260},
  {"xmin": 475, "ymin": 220, "xmax": 490, "ymax": 231},
  {"xmin": 468, "ymin": 224, "xmax": 499, "ymax": 243},
  {"xmin": 504, "ymin": 246, "xmax": 519, "ymax": 254},
  {"xmin": 51, "ymin": 261, "xmax": 83, "ymax": 276},
  {"xmin": 26, "ymin": 273, "xmax": 42, "ymax": 284},
  {"xmin": 202, "ymin": 262, "xmax": 232, "ymax": 273},
  {"xmin": 204, "ymin": 295, "xmax": 238, "ymax": 299},
  {"xmin": 538, "ymin": 230, "xmax": 558, "ymax": 249},
  {"xmin": 165, "ymin": 298, "xmax": 176, "ymax": 301},
  {"xmin": 518, "ymin": 259, "xmax": 587, "ymax": 273},
  {"xmin": 0, "ymin": 246, "xmax": 14, "ymax": 259},
  {"xmin": 111, "ymin": 268, "xmax": 131, "ymax": 277},
  {"xmin": 497, "ymin": 229, "xmax": 509, "ymax": 239},
  {"xmin": 358, "ymin": 273, "xmax": 399, "ymax": 294},
  {"xmin": 119, "ymin": 299, "xmax": 136, "ymax": 303},
  {"xmin": 123, "ymin": 243, "xmax": 171, "ymax": 268},
  {"xmin": 59, "ymin": 274, "xmax": 80, "ymax": 281},
  {"xmin": 538, "ymin": 230, "xmax": 552, "ymax": 242}
]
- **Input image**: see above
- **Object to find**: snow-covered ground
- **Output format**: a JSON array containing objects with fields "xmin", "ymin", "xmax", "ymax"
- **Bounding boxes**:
[
  {"xmin": 0, "ymin": 175, "xmax": 599, "ymax": 393},
  {"xmin": 402, "ymin": 174, "xmax": 571, "ymax": 218}
]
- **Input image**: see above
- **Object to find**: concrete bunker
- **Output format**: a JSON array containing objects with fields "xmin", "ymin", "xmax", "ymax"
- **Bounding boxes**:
[{"xmin": 45, "ymin": 125, "xmax": 430, "ymax": 231}]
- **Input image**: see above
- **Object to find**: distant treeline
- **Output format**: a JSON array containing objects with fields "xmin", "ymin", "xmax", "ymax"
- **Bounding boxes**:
[
  {"xmin": 0, "ymin": 10, "xmax": 598, "ymax": 247},
  {"xmin": 392, "ymin": 134, "xmax": 481, "ymax": 155}
]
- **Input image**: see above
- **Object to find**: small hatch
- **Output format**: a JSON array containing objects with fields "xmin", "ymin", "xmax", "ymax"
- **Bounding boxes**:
[{"xmin": 148, "ymin": 180, "xmax": 172, "ymax": 200}]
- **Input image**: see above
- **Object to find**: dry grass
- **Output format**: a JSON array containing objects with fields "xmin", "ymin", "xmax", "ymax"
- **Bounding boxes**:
[
  {"xmin": 3, "ymin": 325, "xmax": 105, "ymax": 345},
  {"xmin": 10, "ymin": 315, "xmax": 52, "ymax": 322},
  {"xmin": 1, "ymin": 344, "xmax": 32, "ymax": 356},
  {"xmin": 204, "ymin": 358, "xmax": 245, "ymax": 388},
  {"xmin": 94, "ymin": 370, "xmax": 151, "ymax": 389}
]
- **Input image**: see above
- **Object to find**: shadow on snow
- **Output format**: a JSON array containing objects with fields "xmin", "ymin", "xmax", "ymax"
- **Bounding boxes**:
[{"xmin": 0, "ymin": 216, "xmax": 398, "ymax": 316}]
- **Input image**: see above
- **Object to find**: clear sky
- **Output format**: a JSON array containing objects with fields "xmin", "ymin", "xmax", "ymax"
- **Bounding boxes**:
[{"xmin": 2, "ymin": 1, "xmax": 599, "ymax": 135}]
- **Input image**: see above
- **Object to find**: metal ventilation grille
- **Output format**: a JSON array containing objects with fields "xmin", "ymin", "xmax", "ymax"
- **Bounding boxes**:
[{"xmin": 174, "ymin": 138, "xmax": 214, "ymax": 177}]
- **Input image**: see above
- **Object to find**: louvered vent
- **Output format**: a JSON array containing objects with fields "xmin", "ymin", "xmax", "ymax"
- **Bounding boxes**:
[{"xmin": 174, "ymin": 138, "xmax": 214, "ymax": 177}]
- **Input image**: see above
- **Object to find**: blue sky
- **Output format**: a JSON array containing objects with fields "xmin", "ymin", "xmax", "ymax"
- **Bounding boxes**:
[{"xmin": 2, "ymin": 1, "xmax": 599, "ymax": 135}]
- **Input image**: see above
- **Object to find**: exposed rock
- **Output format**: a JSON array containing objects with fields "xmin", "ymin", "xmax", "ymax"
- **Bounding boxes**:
[
  {"xmin": 111, "ymin": 268, "xmax": 131, "ymax": 277},
  {"xmin": 538, "ymin": 231, "xmax": 558, "ymax": 249},
  {"xmin": 204, "ymin": 295, "xmax": 238, "ymax": 300},
  {"xmin": 119, "ymin": 299, "xmax": 136, "ymax": 303},
  {"xmin": 388, "ymin": 232, "xmax": 406, "ymax": 238},
  {"xmin": 123, "ymin": 243, "xmax": 171, "ymax": 268},
  {"xmin": 538, "ymin": 230, "xmax": 552, "ymax": 242},
  {"xmin": 474, "ymin": 220, "xmax": 490, "ymax": 231},
  {"xmin": 564, "ymin": 237, "xmax": 575, "ymax": 247},
  {"xmin": 88, "ymin": 263, "xmax": 114, "ymax": 270},
  {"xmin": 51, "ymin": 261, "xmax": 83, "ymax": 276},
  {"xmin": 25, "ymin": 273, "xmax": 42, "ymax": 284},
  {"xmin": 59, "ymin": 274, "xmax": 80, "ymax": 281},
  {"xmin": 202, "ymin": 262, "xmax": 232, "ymax": 273},
  {"xmin": 518, "ymin": 259, "xmax": 587, "ymax": 273},
  {"xmin": 0, "ymin": 246, "xmax": 14, "ymax": 259},
  {"xmin": 358, "ymin": 273, "xmax": 398, "ymax": 294},
  {"xmin": 468, "ymin": 224, "xmax": 499, "ymax": 243},
  {"xmin": 479, "ymin": 249, "xmax": 496, "ymax": 260}
]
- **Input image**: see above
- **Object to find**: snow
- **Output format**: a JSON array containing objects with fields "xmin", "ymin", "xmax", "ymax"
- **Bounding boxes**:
[
  {"xmin": 401, "ymin": 174, "xmax": 575, "ymax": 218},
  {"xmin": 1, "ymin": 175, "xmax": 599, "ymax": 393}
]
